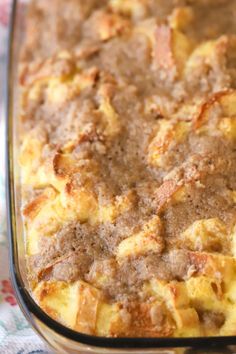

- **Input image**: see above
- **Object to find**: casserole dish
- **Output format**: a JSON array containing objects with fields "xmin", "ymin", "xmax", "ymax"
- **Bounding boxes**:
[{"xmin": 5, "ymin": 0, "xmax": 236, "ymax": 352}]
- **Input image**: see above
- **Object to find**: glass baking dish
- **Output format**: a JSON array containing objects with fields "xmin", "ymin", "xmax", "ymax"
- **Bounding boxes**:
[{"xmin": 4, "ymin": 0, "xmax": 236, "ymax": 353}]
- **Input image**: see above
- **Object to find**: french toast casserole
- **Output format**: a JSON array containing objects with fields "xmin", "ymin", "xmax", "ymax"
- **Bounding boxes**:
[{"xmin": 19, "ymin": 0, "xmax": 236, "ymax": 338}]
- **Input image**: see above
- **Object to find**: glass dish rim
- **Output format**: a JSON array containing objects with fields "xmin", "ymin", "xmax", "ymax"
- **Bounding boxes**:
[{"xmin": 5, "ymin": 0, "xmax": 236, "ymax": 349}]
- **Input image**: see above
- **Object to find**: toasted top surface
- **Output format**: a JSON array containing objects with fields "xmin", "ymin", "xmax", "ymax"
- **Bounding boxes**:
[{"xmin": 20, "ymin": 0, "xmax": 236, "ymax": 337}]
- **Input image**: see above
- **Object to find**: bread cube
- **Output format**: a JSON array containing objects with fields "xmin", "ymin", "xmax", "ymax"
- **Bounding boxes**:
[
  {"xmin": 116, "ymin": 215, "xmax": 163, "ymax": 258},
  {"xmin": 181, "ymin": 218, "xmax": 227, "ymax": 252}
]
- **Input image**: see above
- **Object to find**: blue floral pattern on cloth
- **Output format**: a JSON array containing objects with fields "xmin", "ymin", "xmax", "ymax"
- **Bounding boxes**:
[
  {"xmin": 0, "ymin": 1, "xmax": 52, "ymax": 353},
  {"xmin": 17, "ymin": 351, "xmax": 51, "ymax": 354}
]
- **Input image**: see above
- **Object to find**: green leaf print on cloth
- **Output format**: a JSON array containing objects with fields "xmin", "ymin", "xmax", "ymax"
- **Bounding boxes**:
[{"xmin": 0, "ymin": 310, "xmax": 30, "ymax": 343}]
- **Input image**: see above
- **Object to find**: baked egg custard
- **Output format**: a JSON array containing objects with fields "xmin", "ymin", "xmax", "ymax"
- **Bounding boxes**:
[{"xmin": 19, "ymin": 0, "xmax": 236, "ymax": 337}]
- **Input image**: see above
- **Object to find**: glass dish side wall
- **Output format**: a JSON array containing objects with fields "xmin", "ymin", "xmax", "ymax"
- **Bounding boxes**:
[{"xmin": 5, "ymin": 1, "xmax": 236, "ymax": 353}]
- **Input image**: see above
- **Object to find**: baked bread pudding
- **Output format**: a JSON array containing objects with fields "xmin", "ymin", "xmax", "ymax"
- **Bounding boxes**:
[{"xmin": 19, "ymin": 0, "xmax": 236, "ymax": 337}]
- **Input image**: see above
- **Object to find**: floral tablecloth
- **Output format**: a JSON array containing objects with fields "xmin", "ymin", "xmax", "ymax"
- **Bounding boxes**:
[{"xmin": 0, "ymin": 1, "xmax": 52, "ymax": 353}]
